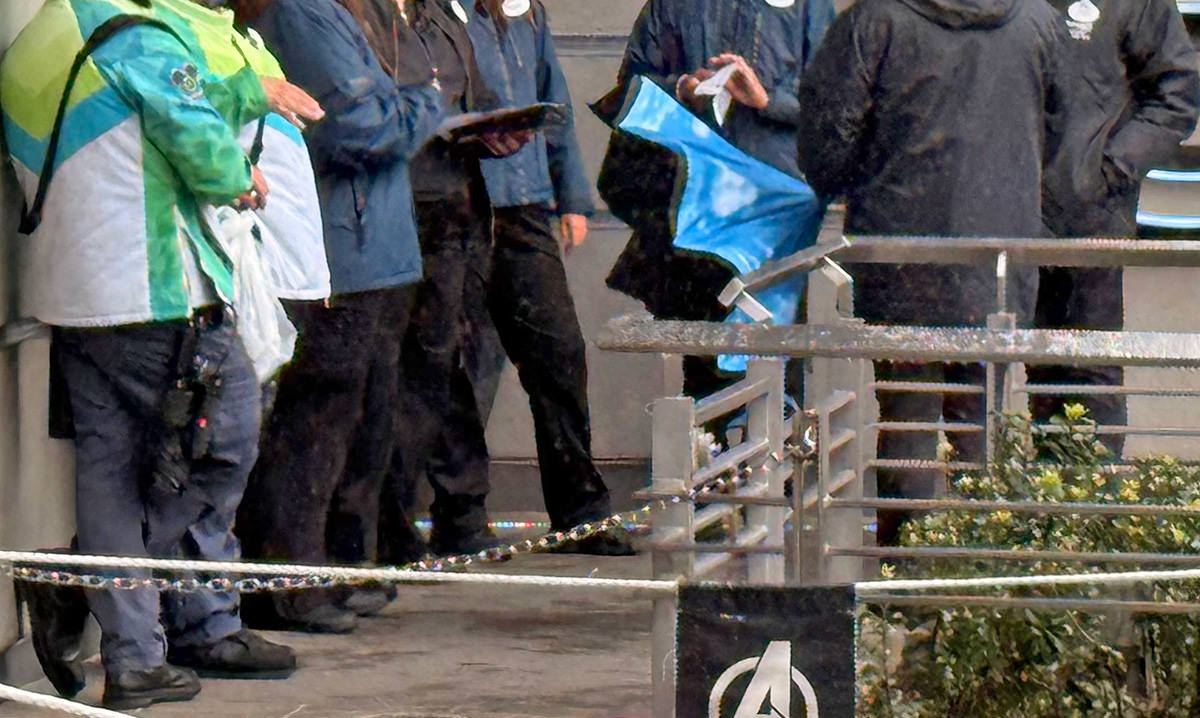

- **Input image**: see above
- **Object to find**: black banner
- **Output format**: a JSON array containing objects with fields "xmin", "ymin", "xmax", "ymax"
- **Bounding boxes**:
[{"xmin": 676, "ymin": 584, "xmax": 855, "ymax": 718}]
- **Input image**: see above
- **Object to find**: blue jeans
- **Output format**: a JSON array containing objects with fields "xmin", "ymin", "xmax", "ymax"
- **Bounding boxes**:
[{"xmin": 56, "ymin": 311, "xmax": 260, "ymax": 673}]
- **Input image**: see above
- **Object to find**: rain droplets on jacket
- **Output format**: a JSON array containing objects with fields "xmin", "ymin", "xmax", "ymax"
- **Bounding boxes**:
[
  {"xmin": 1040, "ymin": 0, "xmax": 1200, "ymax": 238},
  {"xmin": 618, "ymin": 0, "xmax": 835, "ymax": 179},
  {"xmin": 250, "ymin": 0, "xmax": 445, "ymax": 296},
  {"xmin": 796, "ymin": 0, "xmax": 1066, "ymax": 327},
  {"xmin": 1, "ymin": 0, "xmax": 265, "ymax": 327}
]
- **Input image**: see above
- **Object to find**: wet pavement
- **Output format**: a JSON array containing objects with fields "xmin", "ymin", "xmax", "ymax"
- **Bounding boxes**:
[{"xmin": 0, "ymin": 545, "xmax": 655, "ymax": 718}]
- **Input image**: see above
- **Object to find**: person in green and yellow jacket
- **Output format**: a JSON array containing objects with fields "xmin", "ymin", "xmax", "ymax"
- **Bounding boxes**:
[{"xmin": 1, "ymin": 0, "xmax": 321, "ymax": 709}]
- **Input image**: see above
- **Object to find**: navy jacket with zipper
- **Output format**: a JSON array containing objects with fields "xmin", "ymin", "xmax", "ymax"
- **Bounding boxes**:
[
  {"xmin": 598, "ymin": 0, "xmax": 834, "ymax": 319},
  {"xmin": 617, "ymin": 0, "xmax": 835, "ymax": 179},
  {"xmin": 466, "ymin": 0, "xmax": 593, "ymax": 215},
  {"xmin": 251, "ymin": 0, "xmax": 444, "ymax": 296}
]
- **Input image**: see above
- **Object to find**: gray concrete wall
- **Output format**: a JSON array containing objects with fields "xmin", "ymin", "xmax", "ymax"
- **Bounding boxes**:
[
  {"xmin": 1124, "ymin": 268, "xmax": 1200, "ymax": 459},
  {"xmin": 0, "ymin": 0, "xmax": 79, "ymax": 658}
]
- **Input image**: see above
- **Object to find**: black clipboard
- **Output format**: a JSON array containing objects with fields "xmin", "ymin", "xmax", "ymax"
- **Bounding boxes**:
[{"xmin": 437, "ymin": 102, "xmax": 568, "ymax": 144}]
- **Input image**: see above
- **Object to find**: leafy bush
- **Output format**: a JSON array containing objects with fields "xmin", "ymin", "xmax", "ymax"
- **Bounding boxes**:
[{"xmin": 858, "ymin": 407, "xmax": 1200, "ymax": 717}]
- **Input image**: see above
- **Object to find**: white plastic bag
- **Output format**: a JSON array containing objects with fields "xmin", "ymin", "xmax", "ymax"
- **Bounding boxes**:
[
  {"xmin": 203, "ymin": 205, "xmax": 298, "ymax": 382},
  {"xmin": 237, "ymin": 118, "xmax": 331, "ymax": 301}
]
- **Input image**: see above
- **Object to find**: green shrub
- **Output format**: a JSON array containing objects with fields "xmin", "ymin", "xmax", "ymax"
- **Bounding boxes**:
[{"xmin": 858, "ymin": 407, "xmax": 1200, "ymax": 717}]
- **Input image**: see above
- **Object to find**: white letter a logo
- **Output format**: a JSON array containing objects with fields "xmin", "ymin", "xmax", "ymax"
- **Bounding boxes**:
[
  {"xmin": 734, "ymin": 641, "xmax": 792, "ymax": 718},
  {"xmin": 709, "ymin": 641, "xmax": 820, "ymax": 718}
]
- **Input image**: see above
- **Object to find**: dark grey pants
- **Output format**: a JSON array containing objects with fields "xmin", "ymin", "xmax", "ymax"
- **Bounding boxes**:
[
  {"xmin": 396, "ymin": 203, "xmax": 614, "ymax": 549},
  {"xmin": 238, "ymin": 286, "xmax": 415, "ymax": 614},
  {"xmin": 379, "ymin": 197, "xmax": 495, "ymax": 561},
  {"xmin": 1030, "ymin": 266, "xmax": 1126, "ymax": 456},
  {"xmin": 484, "ymin": 205, "xmax": 611, "ymax": 529},
  {"xmin": 57, "ymin": 313, "xmax": 260, "ymax": 673}
]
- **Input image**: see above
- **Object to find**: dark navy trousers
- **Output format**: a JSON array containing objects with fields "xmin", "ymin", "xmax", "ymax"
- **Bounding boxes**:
[{"xmin": 57, "ymin": 313, "xmax": 259, "ymax": 673}]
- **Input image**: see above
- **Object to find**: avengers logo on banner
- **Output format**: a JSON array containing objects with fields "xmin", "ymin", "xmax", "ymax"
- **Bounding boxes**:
[{"xmin": 676, "ymin": 584, "xmax": 855, "ymax": 718}]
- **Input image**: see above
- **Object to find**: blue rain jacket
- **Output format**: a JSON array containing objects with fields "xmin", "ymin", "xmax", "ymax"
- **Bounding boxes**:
[
  {"xmin": 251, "ymin": 0, "xmax": 444, "ymax": 296},
  {"xmin": 613, "ymin": 77, "xmax": 823, "ymax": 372},
  {"xmin": 466, "ymin": 1, "xmax": 593, "ymax": 214}
]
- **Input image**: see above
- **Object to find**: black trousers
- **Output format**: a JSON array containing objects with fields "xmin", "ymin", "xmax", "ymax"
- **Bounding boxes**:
[
  {"xmin": 485, "ymin": 205, "xmax": 611, "ymax": 529},
  {"xmin": 378, "ymin": 194, "xmax": 495, "ymax": 562},
  {"xmin": 237, "ymin": 285, "xmax": 415, "ymax": 614},
  {"xmin": 1029, "ymin": 267, "xmax": 1126, "ymax": 456}
]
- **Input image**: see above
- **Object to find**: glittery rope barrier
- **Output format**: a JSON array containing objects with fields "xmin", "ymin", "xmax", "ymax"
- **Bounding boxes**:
[
  {"xmin": 0, "ymin": 432, "xmax": 781, "ymax": 595},
  {"xmin": 0, "ymin": 412, "xmax": 804, "ymax": 600},
  {"xmin": 0, "ymin": 550, "xmax": 678, "ymax": 595},
  {"xmin": 0, "ymin": 682, "xmax": 134, "ymax": 718},
  {"xmin": 856, "ymin": 567, "xmax": 1200, "ymax": 595}
]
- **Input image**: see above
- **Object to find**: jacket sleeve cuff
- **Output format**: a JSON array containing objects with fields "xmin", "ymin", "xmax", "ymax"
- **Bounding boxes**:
[
  {"xmin": 760, "ymin": 87, "xmax": 801, "ymax": 126},
  {"xmin": 229, "ymin": 66, "xmax": 271, "ymax": 125},
  {"xmin": 557, "ymin": 196, "xmax": 596, "ymax": 216},
  {"xmin": 1106, "ymin": 121, "xmax": 1184, "ymax": 183}
]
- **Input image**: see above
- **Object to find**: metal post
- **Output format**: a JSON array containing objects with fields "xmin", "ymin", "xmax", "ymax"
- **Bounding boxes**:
[
  {"xmin": 746, "ymin": 358, "xmax": 786, "ymax": 584},
  {"xmin": 854, "ymin": 358, "xmax": 873, "ymax": 580},
  {"xmin": 986, "ymin": 312, "xmax": 1018, "ymax": 464},
  {"xmin": 661, "ymin": 353, "xmax": 684, "ymax": 397},
  {"xmin": 815, "ymin": 398, "xmax": 833, "ymax": 584},
  {"xmin": 803, "ymin": 261, "xmax": 868, "ymax": 585},
  {"xmin": 649, "ymin": 396, "xmax": 695, "ymax": 718}
]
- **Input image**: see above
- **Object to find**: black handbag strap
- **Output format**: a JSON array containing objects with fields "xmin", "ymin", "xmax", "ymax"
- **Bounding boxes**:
[
  {"xmin": 228, "ymin": 31, "xmax": 267, "ymax": 165},
  {"xmin": 249, "ymin": 114, "xmax": 266, "ymax": 165},
  {"xmin": 20, "ymin": 15, "xmax": 188, "ymax": 235}
]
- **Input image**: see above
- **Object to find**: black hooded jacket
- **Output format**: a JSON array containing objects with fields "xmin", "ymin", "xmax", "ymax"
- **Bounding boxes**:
[
  {"xmin": 796, "ymin": 0, "xmax": 1065, "ymax": 327},
  {"xmin": 1041, "ymin": 0, "xmax": 1200, "ymax": 237}
]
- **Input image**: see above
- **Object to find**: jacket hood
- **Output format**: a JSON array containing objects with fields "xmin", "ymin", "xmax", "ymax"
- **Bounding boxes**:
[{"xmin": 897, "ymin": 0, "xmax": 1019, "ymax": 29}]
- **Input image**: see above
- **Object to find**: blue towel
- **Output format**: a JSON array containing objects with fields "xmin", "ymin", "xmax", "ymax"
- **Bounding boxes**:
[{"xmin": 613, "ymin": 77, "xmax": 825, "ymax": 372}]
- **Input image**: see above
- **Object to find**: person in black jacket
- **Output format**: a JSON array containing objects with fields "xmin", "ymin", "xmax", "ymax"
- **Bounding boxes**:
[
  {"xmin": 230, "ymin": 0, "xmax": 444, "ymax": 635},
  {"xmin": 1032, "ymin": 0, "xmax": 1200, "ymax": 456},
  {"xmin": 351, "ymin": 0, "xmax": 533, "ymax": 563},
  {"xmin": 796, "ymin": 0, "xmax": 1064, "ymax": 544}
]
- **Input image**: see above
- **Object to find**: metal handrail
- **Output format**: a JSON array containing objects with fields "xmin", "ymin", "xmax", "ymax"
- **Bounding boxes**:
[
  {"xmin": 829, "ymin": 497, "xmax": 1200, "ymax": 517},
  {"xmin": 0, "ymin": 319, "xmax": 49, "ymax": 348},
  {"xmin": 720, "ymin": 235, "xmax": 1200, "ymax": 296},
  {"xmin": 598, "ymin": 313, "xmax": 1200, "ymax": 367},
  {"xmin": 837, "ymin": 236, "xmax": 1200, "ymax": 268},
  {"xmin": 830, "ymin": 545, "xmax": 1200, "ymax": 566},
  {"xmin": 860, "ymin": 594, "xmax": 1200, "ymax": 615}
]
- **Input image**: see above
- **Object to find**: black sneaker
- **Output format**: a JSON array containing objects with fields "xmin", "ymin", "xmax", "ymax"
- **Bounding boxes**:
[
  {"xmin": 242, "ymin": 595, "xmax": 359, "ymax": 634},
  {"xmin": 103, "ymin": 665, "xmax": 200, "ymax": 710},
  {"xmin": 429, "ymin": 528, "xmax": 510, "ymax": 560},
  {"xmin": 340, "ymin": 586, "xmax": 396, "ymax": 617},
  {"xmin": 15, "ymin": 577, "xmax": 89, "ymax": 698},
  {"xmin": 550, "ymin": 527, "xmax": 638, "ymax": 556},
  {"xmin": 167, "ymin": 630, "xmax": 297, "ymax": 680}
]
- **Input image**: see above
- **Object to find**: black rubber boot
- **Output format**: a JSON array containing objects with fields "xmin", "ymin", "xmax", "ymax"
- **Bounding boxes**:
[
  {"xmin": 15, "ymin": 576, "xmax": 89, "ymax": 698},
  {"xmin": 167, "ymin": 629, "xmax": 297, "ymax": 680},
  {"xmin": 550, "ymin": 527, "xmax": 638, "ymax": 556},
  {"xmin": 340, "ymin": 585, "xmax": 397, "ymax": 617},
  {"xmin": 241, "ymin": 591, "xmax": 359, "ymax": 634},
  {"xmin": 103, "ymin": 665, "xmax": 200, "ymax": 710}
]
